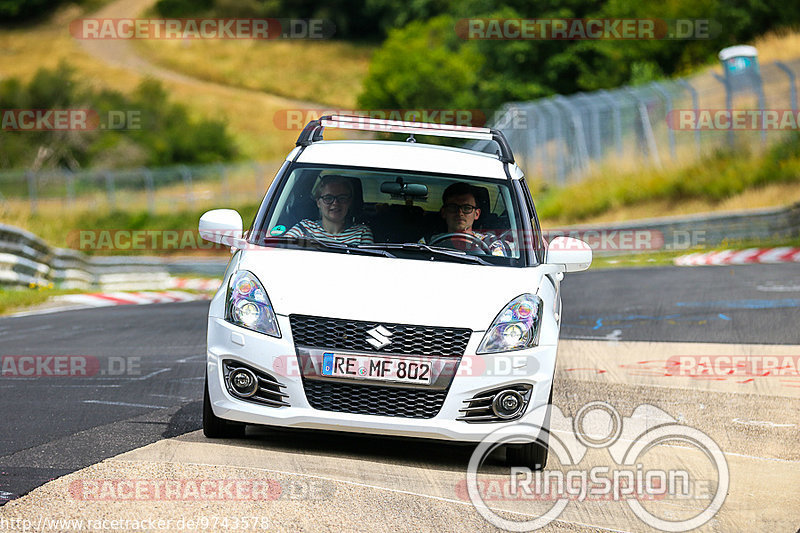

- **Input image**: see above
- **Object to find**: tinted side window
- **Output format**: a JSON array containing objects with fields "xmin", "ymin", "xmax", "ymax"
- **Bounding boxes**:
[{"xmin": 519, "ymin": 179, "xmax": 545, "ymax": 263}]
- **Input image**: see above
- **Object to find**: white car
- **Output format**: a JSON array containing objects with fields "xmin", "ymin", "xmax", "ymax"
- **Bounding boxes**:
[{"xmin": 199, "ymin": 115, "xmax": 591, "ymax": 469}]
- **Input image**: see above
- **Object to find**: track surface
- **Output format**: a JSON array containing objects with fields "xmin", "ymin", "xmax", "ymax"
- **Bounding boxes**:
[
  {"xmin": 560, "ymin": 263, "xmax": 800, "ymax": 344},
  {"xmin": 0, "ymin": 265, "xmax": 798, "ymax": 530}
]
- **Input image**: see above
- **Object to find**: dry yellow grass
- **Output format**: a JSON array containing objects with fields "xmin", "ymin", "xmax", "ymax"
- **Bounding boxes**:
[
  {"xmin": 541, "ymin": 181, "xmax": 800, "ymax": 226},
  {"xmin": 133, "ymin": 38, "xmax": 374, "ymax": 109},
  {"xmin": 751, "ymin": 28, "xmax": 800, "ymax": 64},
  {"xmin": 0, "ymin": 5, "xmax": 310, "ymax": 160},
  {"xmin": 0, "ymin": 6, "xmax": 141, "ymax": 93}
]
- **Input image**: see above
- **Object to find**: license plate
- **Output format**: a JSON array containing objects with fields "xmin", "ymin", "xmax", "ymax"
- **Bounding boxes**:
[{"xmin": 321, "ymin": 353, "xmax": 432, "ymax": 385}]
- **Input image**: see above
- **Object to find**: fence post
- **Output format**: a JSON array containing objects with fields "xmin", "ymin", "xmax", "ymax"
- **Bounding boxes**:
[
  {"xmin": 576, "ymin": 93, "xmax": 602, "ymax": 160},
  {"xmin": 524, "ymin": 106, "xmax": 537, "ymax": 178},
  {"xmin": 753, "ymin": 71, "xmax": 767, "ymax": 146},
  {"xmin": 775, "ymin": 62, "xmax": 798, "ymax": 114},
  {"xmin": 181, "ymin": 166, "xmax": 194, "ymax": 208},
  {"xmin": 26, "ymin": 170, "xmax": 37, "ymax": 214},
  {"xmin": 532, "ymin": 103, "xmax": 547, "ymax": 178},
  {"xmin": 144, "ymin": 169, "xmax": 155, "ymax": 214},
  {"xmin": 597, "ymin": 89, "xmax": 623, "ymax": 157},
  {"xmin": 219, "ymin": 164, "xmax": 230, "ymax": 203},
  {"xmin": 104, "ymin": 171, "xmax": 115, "ymax": 209},
  {"xmin": 625, "ymin": 88, "xmax": 662, "ymax": 168},
  {"xmin": 554, "ymin": 95, "xmax": 591, "ymax": 179},
  {"xmin": 541, "ymin": 100, "xmax": 565, "ymax": 185},
  {"xmin": 677, "ymin": 78, "xmax": 701, "ymax": 158},
  {"xmin": 650, "ymin": 82, "xmax": 676, "ymax": 161},
  {"xmin": 65, "ymin": 169, "xmax": 75, "ymax": 209},
  {"xmin": 713, "ymin": 73, "xmax": 735, "ymax": 149}
]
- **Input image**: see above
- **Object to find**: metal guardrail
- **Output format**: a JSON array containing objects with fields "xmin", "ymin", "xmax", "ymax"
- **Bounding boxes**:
[
  {"xmin": 558, "ymin": 202, "xmax": 800, "ymax": 256},
  {"xmin": 0, "ymin": 223, "xmax": 174, "ymax": 289}
]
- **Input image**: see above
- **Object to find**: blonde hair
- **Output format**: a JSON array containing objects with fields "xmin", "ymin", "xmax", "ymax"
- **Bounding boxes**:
[{"xmin": 312, "ymin": 175, "xmax": 354, "ymax": 200}]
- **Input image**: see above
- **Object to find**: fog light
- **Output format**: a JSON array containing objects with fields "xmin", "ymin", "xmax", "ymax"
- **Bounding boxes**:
[
  {"xmin": 492, "ymin": 390, "xmax": 525, "ymax": 419},
  {"xmin": 229, "ymin": 368, "xmax": 258, "ymax": 398}
]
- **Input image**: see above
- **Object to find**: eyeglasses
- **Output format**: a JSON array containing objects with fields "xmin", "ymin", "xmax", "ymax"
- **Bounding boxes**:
[
  {"xmin": 443, "ymin": 203, "xmax": 478, "ymax": 214},
  {"xmin": 319, "ymin": 194, "xmax": 352, "ymax": 205}
]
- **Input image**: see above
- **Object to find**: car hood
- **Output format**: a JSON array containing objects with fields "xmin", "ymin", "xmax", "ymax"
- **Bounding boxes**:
[{"xmin": 236, "ymin": 247, "xmax": 544, "ymax": 331}]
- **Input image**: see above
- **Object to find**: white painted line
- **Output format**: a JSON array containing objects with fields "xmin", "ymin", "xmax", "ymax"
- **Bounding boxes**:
[
  {"xmin": 82, "ymin": 400, "xmax": 168, "ymax": 409},
  {"xmin": 732, "ymin": 418, "xmax": 796, "ymax": 428},
  {"xmin": 94, "ymin": 368, "xmax": 172, "ymax": 381},
  {"xmin": 757, "ymin": 284, "xmax": 800, "ymax": 292}
]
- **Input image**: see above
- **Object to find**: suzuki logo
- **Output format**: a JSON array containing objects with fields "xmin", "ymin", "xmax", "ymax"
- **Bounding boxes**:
[{"xmin": 365, "ymin": 326, "xmax": 393, "ymax": 349}]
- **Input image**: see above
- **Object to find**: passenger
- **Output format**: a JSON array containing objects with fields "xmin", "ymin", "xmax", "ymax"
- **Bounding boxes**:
[
  {"xmin": 284, "ymin": 175, "xmax": 373, "ymax": 245},
  {"xmin": 424, "ymin": 182, "xmax": 509, "ymax": 256}
]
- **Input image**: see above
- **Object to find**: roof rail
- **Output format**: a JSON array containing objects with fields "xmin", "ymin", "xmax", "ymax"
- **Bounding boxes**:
[{"xmin": 295, "ymin": 114, "xmax": 515, "ymax": 164}]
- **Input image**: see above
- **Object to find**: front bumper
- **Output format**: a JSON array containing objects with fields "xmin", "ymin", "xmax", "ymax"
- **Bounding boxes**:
[{"xmin": 207, "ymin": 315, "xmax": 558, "ymax": 444}]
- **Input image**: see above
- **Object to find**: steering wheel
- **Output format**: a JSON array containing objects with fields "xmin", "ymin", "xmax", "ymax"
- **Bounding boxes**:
[
  {"xmin": 497, "ymin": 229, "xmax": 515, "ymax": 242},
  {"xmin": 429, "ymin": 232, "xmax": 491, "ymax": 254}
]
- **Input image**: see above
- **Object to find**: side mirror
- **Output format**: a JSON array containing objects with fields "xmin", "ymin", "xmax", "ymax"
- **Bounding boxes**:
[
  {"xmin": 546, "ymin": 236, "xmax": 592, "ymax": 272},
  {"xmin": 199, "ymin": 209, "xmax": 244, "ymax": 247}
]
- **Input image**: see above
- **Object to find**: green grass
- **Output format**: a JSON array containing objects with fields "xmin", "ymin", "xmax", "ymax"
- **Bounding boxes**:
[
  {"xmin": 535, "ymin": 133, "xmax": 800, "ymax": 224},
  {"xmin": 0, "ymin": 286, "xmax": 82, "ymax": 315}
]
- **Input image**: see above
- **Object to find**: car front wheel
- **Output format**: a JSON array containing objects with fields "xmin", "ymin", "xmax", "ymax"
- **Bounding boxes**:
[
  {"xmin": 505, "ymin": 388, "xmax": 553, "ymax": 470},
  {"xmin": 203, "ymin": 373, "xmax": 246, "ymax": 439}
]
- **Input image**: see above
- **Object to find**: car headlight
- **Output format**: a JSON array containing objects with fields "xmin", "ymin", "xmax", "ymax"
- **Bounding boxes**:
[
  {"xmin": 477, "ymin": 294, "xmax": 543, "ymax": 354},
  {"xmin": 225, "ymin": 270, "xmax": 280, "ymax": 337}
]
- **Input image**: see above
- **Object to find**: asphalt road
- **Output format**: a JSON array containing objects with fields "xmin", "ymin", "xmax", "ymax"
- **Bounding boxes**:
[
  {"xmin": 0, "ymin": 264, "xmax": 798, "ymax": 515},
  {"xmin": 560, "ymin": 263, "xmax": 800, "ymax": 344}
]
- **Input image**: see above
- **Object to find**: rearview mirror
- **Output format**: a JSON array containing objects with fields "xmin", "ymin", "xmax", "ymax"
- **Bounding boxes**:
[
  {"xmin": 380, "ymin": 181, "xmax": 428, "ymax": 197},
  {"xmin": 199, "ymin": 209, "xmax": 244, "ymax": 247},
  {"xmin": 546, "ymin": 236, "xmax": 592, "ymax": 272}
]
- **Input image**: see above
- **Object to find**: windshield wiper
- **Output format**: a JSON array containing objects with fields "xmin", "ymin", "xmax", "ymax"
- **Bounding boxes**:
[
  {"xmin": 358, "ymin": 243, "xmax": 491, "ymax": 265},
  {"xmin": 261, "ymin": 236, "xmax": 396, "ymax": 258}
]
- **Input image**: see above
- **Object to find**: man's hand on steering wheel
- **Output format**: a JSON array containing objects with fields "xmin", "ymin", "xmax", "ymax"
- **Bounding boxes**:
[{"xmin": 428, "ymin": 232, "xmax": 491, "ymax": 254}]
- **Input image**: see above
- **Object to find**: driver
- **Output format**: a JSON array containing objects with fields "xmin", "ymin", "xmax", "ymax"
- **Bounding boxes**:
[{"xmin": 423, "ymin": 182, "xmax": 509, "ymax": 256}]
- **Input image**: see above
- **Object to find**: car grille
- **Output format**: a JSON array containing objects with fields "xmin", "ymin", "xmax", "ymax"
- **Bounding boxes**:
[
  {"xmin": 302, "ymin": 379, "xmax": 448, "ymax": 419},
  {"xmin": 289, "ymin": 314, "xmax": 471, "ymax": 356}
]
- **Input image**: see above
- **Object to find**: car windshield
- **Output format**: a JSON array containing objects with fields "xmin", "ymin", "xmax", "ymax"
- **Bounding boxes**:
[{"xmin": 252, "ymin": 164, "xmax": 532, "ymax": 266}]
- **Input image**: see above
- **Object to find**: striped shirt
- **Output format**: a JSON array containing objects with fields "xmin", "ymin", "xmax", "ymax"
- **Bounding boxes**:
[{"xmin": 284, "ymin": 219, "xmax": 374, "ymax": 245}]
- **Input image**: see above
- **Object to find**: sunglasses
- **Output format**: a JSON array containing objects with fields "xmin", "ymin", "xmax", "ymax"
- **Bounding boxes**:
[
  {"xmin": 318, "ymin": 194, "xmax": 352, "ymax": 205},
  {"xmin": 443, "ymin": 203, "xmax": 478, "ymax": 214}
]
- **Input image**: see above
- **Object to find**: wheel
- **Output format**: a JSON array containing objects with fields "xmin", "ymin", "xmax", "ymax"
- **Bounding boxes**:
[
  {"xmin": 505, "ymin": 387, "xmax": 553, "ymax": 470},
  {"xmin": 203, "ymin": 373, "xmax": 246, "ymax": 438}
]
